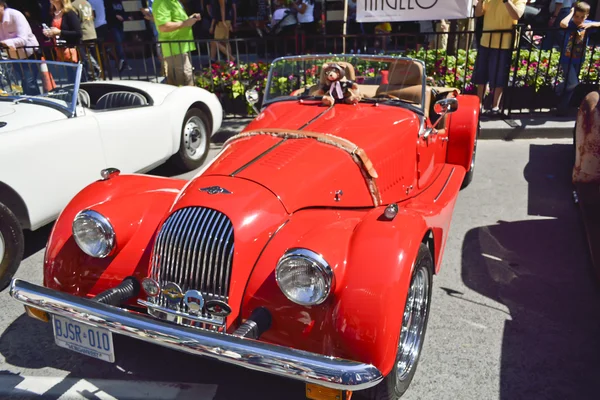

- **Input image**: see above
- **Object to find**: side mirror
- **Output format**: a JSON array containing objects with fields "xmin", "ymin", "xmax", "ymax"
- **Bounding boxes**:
[
  {"xmin": 245, "ymin": 88, "xmax": 259, "ymax": 105},
  {"xmin": 433, "ymin": 97, "xmax": 458, "ymax": 115},
  {"xmin": 422, "ymin": 97, "xmax": 459, "ymax": 139},
  {"xmin": 245, "ymin": 88, "xmax": 260, "ymax": 115}
]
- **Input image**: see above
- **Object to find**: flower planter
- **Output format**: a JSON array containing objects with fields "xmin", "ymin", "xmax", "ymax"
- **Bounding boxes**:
[
  {"xmin": 534, "ymin": 86, "xmax": 559, "ymax": 110},
  {"xmin": 504, "ymin": 86, "xmax": 536, "ymax": 110},
  {"xmin": 216, "ymin": 92, "xmax": 250, "ymax": 116}
]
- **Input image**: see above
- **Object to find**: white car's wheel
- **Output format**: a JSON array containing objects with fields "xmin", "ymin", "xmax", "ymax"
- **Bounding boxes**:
[
  {"xmin": 172, "ymin": 108, "xmax": 210, "ymax": 171},
  {"xmin": 0, "ymin": 202, "xmax": 24, "ymax": 291}
]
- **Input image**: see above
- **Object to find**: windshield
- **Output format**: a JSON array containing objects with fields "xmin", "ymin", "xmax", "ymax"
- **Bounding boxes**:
[
  {"xmin": 0, "ymin": 59, "xmax": 81, "ymax": 115},
  {"xmin": 262, "ymin": 54, "xmax": 427, "ymax": 112}
]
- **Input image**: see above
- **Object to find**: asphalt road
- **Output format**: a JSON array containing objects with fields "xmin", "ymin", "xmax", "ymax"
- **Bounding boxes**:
[{"xmin": 1, "ymin": 132, "xmax": 599, "ymax": 400}]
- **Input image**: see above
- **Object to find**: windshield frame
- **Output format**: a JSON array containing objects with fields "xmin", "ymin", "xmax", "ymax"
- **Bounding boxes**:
[
  {"xmin": 0, "ymin": 59, "xmax": 82, "ymax": 117},
  {"xmin": 262, "ymin": 54, "xmax": 427, "ymax": 113}
]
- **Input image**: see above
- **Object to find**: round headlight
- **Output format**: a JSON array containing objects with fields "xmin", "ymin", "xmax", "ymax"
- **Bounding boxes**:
[
  {"xmin": 72, "ymin": 210, "xmax": 115, "ymax": 258},
  {"xmin": 275, "ymin": 248, "xmax": 334, "ymax": 306}
]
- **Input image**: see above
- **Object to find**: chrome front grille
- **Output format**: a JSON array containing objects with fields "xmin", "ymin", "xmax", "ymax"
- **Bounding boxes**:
[{"xmin": 149, "ymin": 206, "xmax": 235, "ymax": 322}]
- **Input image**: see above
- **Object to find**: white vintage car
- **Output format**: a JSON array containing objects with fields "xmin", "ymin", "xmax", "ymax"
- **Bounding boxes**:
[{"xmin": 0, "ymin": 59, "xmax": 223, "ymax": 290}]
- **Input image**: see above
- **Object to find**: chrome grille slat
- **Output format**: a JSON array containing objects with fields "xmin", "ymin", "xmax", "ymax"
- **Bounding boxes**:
[
  {"xmin": 176, "ymin": 207, "xmax": 201, "ymax": 289},
  {"xmin": 162, "ymin": 208, "xmax": 187, "ymax": 288},
  {"xmin": 184, "ymin": 208, "xmax": 208, "ymax": 291},
  {"xmin": 150, "ymin": 207, "xmax": 235, "ymax": 320},
  {"xmin": 153, "ymin": 214, "xmax": 175, "ymax": 281},
  {"xmin": 201, "ymin": 212, "xmax": 221, "ymax": 297},
  {"xmin": 150, "ymin": 211, "xmax": 176, "ymax": 279},
  {"xmin": 217, "ymin": 224, "xmax": 233, "ymax": 299},
  {"xmin": 198, "ymin": 210, "xmax": 218, "ymax": 295},
  {"xmin": 224, "ymin": 230, "xmax": 234, "ymax": 298},
  {"xmin": 189, "ymin": 208, "xmax": 211, "ymax": 290},
  {"xmin": 210, "ymin": 215, "xmax": 228, "ymax": 297},
  {"xmin": 172, "ymin": 208, "xmax": 193, "ymax": 287}
]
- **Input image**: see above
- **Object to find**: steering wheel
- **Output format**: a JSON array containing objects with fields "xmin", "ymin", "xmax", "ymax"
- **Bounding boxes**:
[{"xmin": 377, "ymin": 93, "xmax": 400, "ymax": 100}]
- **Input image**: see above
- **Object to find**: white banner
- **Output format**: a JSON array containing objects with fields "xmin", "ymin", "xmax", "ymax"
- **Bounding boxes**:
[{"xmin": 356, "ymin": 0, "xmax": 474, "ymax": 23}]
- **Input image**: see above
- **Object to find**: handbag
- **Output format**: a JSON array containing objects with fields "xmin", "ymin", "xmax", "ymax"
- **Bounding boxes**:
[{"xmin": 54, "ymin": 39, "xmax": 79, "ymax": 63}]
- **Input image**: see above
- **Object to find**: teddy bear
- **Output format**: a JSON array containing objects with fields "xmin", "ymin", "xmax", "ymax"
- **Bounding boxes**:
[{"xmin": 315, "ymin": 63, "xmax": 361, "ymax": 106}]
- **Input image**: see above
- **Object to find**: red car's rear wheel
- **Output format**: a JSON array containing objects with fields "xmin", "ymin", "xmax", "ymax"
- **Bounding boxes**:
[{"xmin": 359, "ymin": 243, "xmax": 433, "ymax": 400}]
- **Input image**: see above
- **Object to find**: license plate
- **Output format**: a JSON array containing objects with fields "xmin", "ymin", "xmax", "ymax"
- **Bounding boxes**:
[{"xmin": 52, "ymin": 315, "xmax": 115, "ymax": 363}]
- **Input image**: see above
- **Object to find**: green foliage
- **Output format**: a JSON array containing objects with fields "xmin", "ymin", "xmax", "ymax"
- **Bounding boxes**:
[{"xmin": 196, "ymin": 47, "xmax": 600, "ymax": 114}]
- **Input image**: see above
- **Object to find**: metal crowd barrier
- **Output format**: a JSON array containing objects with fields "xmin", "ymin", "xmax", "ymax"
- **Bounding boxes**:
[{"xmin": 13, "ymin": 24, "xmax": 600, "ymax": 117}]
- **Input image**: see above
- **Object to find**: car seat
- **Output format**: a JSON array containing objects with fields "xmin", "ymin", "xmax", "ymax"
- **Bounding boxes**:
[
  {"xmin": 78, "ymin": 89, "xmax": 90, "ymax": 108},
  {"xmin": 95, "ymin": 91, "xmax": 148, "ymax": 110},
  {"xmin": 375, "ymin": 59, "xmax": 431, "ymax": 117},
  {"xmin": 47, "ymin": 88, "xmax": 90, "ymax": 108}
]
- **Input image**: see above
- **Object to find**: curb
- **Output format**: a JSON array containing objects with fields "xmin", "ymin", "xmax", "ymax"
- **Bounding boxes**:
[
  {"xmin": 216, "ymin": 116, "xmax": 577, "ymax": 141},
  {"xmin": 480, "ymin": 116, "xmax": 576, "ymax": 140}
]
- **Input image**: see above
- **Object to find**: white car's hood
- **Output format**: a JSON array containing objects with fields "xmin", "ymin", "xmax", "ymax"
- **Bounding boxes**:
[{"xmin": 0, "ymin": 100, "xmax": 67, "ymax": 132}]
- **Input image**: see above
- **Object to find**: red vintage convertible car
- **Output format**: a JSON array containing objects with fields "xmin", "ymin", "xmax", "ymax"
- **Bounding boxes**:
[{"xmin": 9, "ymin": 55, "xmax": 479, "ymax": 400}]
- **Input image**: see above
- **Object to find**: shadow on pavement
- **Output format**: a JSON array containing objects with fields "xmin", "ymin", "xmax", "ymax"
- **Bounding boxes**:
[
  {"xmin": 458, "ymin": 143, "xmax": 600, "ymax": 399},
  {"xmin": 22, "ymin": 223, "xmax": 54, "ymax": 260},
  {"xmin": 0, "ymin": 314, "xmax": 307, "ymax": 399}
]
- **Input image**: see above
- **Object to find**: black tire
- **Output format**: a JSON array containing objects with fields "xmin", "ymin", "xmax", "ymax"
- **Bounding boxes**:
[
  {"xmin": 461, "ymin": 122, "xmax": 480, "ymax": 190},
  {"xmin": 171, "ymin": 107, "xmax": 211, "ymax": 172},
  {"xmin": 0, "ymin": 202, "xmax": 24, "ymax": 291},
  {"xmin": 358, "ymin": 244, "xmax": 434, "ymax": 400}
]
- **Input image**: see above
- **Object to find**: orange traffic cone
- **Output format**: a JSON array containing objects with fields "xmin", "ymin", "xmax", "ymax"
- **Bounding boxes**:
[{"xmin": 40, "ymin": 56, "xmax": 56, "ymax": 92}]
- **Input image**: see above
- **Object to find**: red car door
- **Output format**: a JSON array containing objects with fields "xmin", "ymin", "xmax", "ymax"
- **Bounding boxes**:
[{"xmin": 416, "ymin": 127, "xmax": 439, "ymax": 189}]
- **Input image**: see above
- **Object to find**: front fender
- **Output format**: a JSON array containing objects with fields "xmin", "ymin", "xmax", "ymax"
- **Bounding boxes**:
[
  {"xmin": 333, "ymin": 207, "xmax": 429, "ymax": 377},
  {"xmin": 447, "ymin": 94, "xmax": 480, "ymax": 172},
  {"xmin": 44, "ymin": 174, "xmax": 185, "ymax": 298},
  {"xmin": 163, "ymin": 86, "xmax": 224, "ymax": 152},
  {"xmin": 241, "ymin": 206, "xmax": 429, "ymax": 377}
]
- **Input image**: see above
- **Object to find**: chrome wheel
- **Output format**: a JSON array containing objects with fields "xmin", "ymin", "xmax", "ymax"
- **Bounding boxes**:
[
  {"xmin": 0, "ymin": 230, "xmax": 5, "ymax": 265},
  {"xmin": 183, "ymin": 116, "xmax": 207, "ymax": 160},
  {"xmin": 470, "ymin": 139, "xmax": 477, "ymax": 171},
  {"xmin": 396, "ymin": 265, "xmax": 430, "ymax": 383}
]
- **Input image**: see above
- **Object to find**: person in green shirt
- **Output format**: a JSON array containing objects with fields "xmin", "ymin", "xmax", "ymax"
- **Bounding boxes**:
[{"xmin": 153, "ymin": 0, "xmax": 201, "ymax": 86}]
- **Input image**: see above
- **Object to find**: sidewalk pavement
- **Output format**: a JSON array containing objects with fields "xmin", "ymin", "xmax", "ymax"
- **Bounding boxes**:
[{"xmin": 214, "ymin": 114, "xmax": 577, "ymax": 142}]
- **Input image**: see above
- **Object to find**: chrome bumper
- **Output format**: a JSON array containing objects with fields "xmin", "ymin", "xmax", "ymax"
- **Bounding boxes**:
[{"xmin": 9, "ymin": 279, "xmax": 383, "ymax": 391}]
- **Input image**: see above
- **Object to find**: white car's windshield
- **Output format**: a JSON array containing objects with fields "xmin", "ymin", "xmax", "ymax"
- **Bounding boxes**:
[
  {"xmin": 0, "ymin": 59, "xmax": 81, "ymax": 115},
  {"xmin": 262, "ymin": 54, "xmax": 427, "ymax": 113}
]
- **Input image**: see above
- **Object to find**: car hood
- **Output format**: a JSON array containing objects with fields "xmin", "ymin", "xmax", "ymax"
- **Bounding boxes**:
[
  {"xmin": 0, "ymin": 101, "xmax": 66, "ymax": 132},
  {"xmin": 201, "ymin": 100, "xmax": 422, "ymax": 212}
]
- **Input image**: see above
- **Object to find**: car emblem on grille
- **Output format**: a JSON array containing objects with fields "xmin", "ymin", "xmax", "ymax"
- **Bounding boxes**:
[
  {"xmin": 183, "ymin": 290, "xmax": 205, "ymax": 314},
  {"xmin": 205, "ymin": 300, "xmax": 232, "ymax": 317},
  {"xmin": 162, "ymin": 282, "xmax": 184, "ymax": 307},
  {"xmin": 200, "ymin": 186, "xmax": 232, "ymax": 195}
]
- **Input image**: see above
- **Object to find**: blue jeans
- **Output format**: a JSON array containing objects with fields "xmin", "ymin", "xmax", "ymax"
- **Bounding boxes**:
[
  {"xmin": 14, "ymin": 64, "xmax": 41, "ymax": 96},
  {"xmin": 111, "ymin": 26, "xmax": 125, "ymax": 60},
  {"xmin": 556, "ymin": 62, "xmax": 581, "ymax": 110}
]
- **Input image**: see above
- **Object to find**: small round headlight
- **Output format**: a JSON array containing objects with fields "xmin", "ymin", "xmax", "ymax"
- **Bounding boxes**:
[
  {"xmin": 275, "ymin": 248, "xmax": 333, "ymax": 306},
  {"xmin": 72, "ymin": 210, "xmax": 115, "ymax": 258}
]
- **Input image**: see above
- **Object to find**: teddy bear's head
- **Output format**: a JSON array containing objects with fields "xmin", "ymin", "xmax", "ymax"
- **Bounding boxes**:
[{"xmin": 323, "ymin": 63, "xmax": 345, "ymax": 83}]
